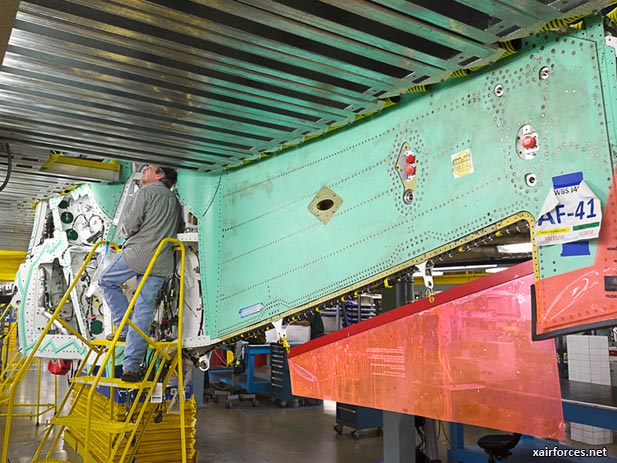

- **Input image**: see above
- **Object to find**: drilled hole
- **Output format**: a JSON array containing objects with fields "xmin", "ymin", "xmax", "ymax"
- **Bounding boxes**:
[{"xmin": 316, "ymin": 199, "xmax": 335, "ymax": 211}]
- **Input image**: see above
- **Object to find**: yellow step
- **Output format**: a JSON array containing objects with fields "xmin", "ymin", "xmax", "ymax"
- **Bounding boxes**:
[
  {"xmin": 72, "ymin": 376, "xmax": 155, "ymax": 389},
  {"xmin": 51, "ymin": 415, "xmax": 136, "ymax": 433},
  {"xmin": 90, "ymin": 339, "xmax": 125, "ymax": 346}
]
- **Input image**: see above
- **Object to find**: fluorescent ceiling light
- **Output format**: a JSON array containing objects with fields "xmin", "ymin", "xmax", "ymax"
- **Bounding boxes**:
[
  {"xmin": 40, "ymin": 153, "xmax": 121, "ymax": 182},
  {"xmin": 497, "ymin": 243, "xmax": 533, "ymax": 254}
]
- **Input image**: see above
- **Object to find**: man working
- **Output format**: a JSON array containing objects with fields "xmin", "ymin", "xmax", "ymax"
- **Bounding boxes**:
[{"xmin": 99, "ymin": 164, "xmax": 182, "ymax": 382}]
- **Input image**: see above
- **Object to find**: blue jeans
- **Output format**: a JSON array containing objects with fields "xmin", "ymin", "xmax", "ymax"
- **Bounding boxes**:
[{"xmin": 98, "ymin": 253, "xmax": 166, "ymax": 373}]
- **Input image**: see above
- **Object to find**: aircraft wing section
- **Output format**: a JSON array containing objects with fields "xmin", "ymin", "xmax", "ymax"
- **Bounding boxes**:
[{"xmin": 288, "ymin": 261, "xmax": 564, "ymax": 439}]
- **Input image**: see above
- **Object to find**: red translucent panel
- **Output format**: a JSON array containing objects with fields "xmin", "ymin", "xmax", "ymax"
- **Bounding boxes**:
[
  {"xmin": 289, "ymin": 264, "xmax": 564, "ymax": 439},
  {"xmin": 534, "ymin": 165, "xmax": 617, "ymax": 338}
]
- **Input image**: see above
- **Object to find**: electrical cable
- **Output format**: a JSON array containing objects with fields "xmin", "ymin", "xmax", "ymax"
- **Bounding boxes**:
[
  {"xmin": 184, "ymin": 300, "xmax": 197, "ymax": 321},
  {"xmin": 0, "ymin": 142, "xmax": 12, "ymax": 193},
  {"xmin": 438, "ymin": 420, "xmax": 451, "ymax": 446},
  {"xmin": 88, "ymin": 214, "xmax": 104, "ymax": 228},
  {"xmin": 71, "ymin": 213, "xmax": 89, "ymax": 227}
]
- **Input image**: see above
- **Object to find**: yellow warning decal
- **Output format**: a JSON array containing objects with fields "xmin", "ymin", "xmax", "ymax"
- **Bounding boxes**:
[{"xmin": 451, "ymin": 149, "xmax": 474, "ymax": 178}]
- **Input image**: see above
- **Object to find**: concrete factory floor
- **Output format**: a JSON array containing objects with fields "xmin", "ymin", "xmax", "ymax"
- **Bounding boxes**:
[{"xmin": 3, "ymin": 365, "xmax": 617, "ymax": 463}]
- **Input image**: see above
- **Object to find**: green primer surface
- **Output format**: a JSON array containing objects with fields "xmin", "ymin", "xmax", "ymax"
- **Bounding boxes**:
[{"xmin": 179, "ymin": 30, "xmax": 617, "ymax": 341}]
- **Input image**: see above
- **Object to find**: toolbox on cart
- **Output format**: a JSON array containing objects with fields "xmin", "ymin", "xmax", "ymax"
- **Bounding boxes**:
[
  {"xmin": 270, "ymin": 343, "xmax": 307, "ymax": 407},
  {"xmin": 335, "ymin": 402, "xmax": 383, "ymax": 439}
]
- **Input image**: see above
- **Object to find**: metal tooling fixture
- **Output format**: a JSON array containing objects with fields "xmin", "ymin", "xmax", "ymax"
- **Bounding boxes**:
[
  {"xmin": 13, "ymin": 182, "xmax": 124, "ymax": 358},
  {"xmin": 176, "ymin": 21, "xmax": 617, "ymax": 344}
]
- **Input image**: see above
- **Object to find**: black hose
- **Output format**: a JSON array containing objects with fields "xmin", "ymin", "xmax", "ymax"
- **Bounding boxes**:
[{"xmin": 0, "ymin": 142, "xmax": 12, "ymax": 193}]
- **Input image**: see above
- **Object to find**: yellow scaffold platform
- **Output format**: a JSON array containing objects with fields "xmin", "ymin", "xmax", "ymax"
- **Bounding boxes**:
[{"xmin": 2, "ymin": 239, "xmax": 194, "ymax": 463}]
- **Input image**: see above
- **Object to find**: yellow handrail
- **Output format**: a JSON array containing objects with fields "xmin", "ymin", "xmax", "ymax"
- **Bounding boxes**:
[
  {"xmin": 1, "ymin": 240, "xmax": 118, "ymax": 463},
  {"xmin": 0, "ymin": 304, "xmax": 19, "ymax": 393},
  {"xmin": 0, "ymin": 303, "xmax": 11, "ymax": 322},
  {"xmin": 32, "ymin": 341, "xmax": 106, "ymax": 461},
  {"xmin": 176, "ymin": 240, "xmax": 187, "ymax": 463},
  {"xmin": 9, "ymin": 237, "xmax": 188, "ymax": 463},
  {"xmin": 81, "ymin": 237, "xmax": 186, "ymax": 461},
  {"xmin": 0, "ymin": 304, "xmax": 13, "ymax": 374}
]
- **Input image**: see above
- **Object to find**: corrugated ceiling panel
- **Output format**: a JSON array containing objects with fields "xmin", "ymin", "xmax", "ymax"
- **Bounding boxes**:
[{"xmin": 0, "ymin": 0, "xmax": 613, "ymax": 250}]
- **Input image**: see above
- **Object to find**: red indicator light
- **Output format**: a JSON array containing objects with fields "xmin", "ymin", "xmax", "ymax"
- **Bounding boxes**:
[
  {"xmin": 406, "ymin": 165, "xmax": 416, "ymax": 176},
  {"xmin": 406, "ymin": 153, "xmax": 416, "ymax": 164},
  {"xmin": 522, "ymin": 135, "xmax": 536, "ymax": 149}
]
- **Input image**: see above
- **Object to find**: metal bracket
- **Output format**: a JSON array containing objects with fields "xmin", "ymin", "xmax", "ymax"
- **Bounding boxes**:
[{"xmin": 417, "ymin": 260, "xmax": 435, "ymax": 302}]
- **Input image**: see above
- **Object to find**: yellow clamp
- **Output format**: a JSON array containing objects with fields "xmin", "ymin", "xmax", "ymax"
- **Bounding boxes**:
[
  {"xmin": 281, "ymin": 335, "xmax": 291, "ymax": 353},
  {"xmin": 384, "ymin": 278, "xmax": 393, "ymax": 289},
  {"xmin": 428, "ymin": 293, "xmax": 435, "ymax": 303}
]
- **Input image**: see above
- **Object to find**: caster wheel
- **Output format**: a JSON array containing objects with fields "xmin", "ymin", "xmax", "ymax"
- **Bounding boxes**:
[
  {"xmin": 351, "ymin": 430, "xmax": 360, "ymax": 440},
  {"xmin": 252, "ymin": 399, "xmax": 258, "ymax": 407},
  {"xmin": 225, "ymin": 400, "xmax": 232, "ymax": 409},
  {"xmin": 334, "ymin": 424, "xmax": 343, "ymax": 435}
]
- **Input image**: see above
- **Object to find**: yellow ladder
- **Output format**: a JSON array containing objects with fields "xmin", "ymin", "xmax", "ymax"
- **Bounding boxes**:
[
  {"xmin": 36, "ymin": 339, "xmax": 186, "ymax": 463},
  {"xmin": 0, "ymin": 242, "xmax": 118, "ymax": 463},
  {"xmin": 1, "ymin": 357, "xmax": 58, "ymax": 429},
  {"xmin": 1, "ymin": 241, "xmax": 118, "ymax": 463},
  {"xmin": 2, "ymin": 305, "xmax": 57, "ymax": 423},
  {"xmin": 1, "ymin": 238, "xmax": 188, "ymax": 463},
  {"xmin": 0, "ymin": 304, "xmax": 58, "ymax": 426},
  {"xmin": 0, "ymin": 303, "xmax": 20, "ymax": 398},
  {"xmin": 34, "ymin": 237, "xmax": 188, "ymax": 463}
]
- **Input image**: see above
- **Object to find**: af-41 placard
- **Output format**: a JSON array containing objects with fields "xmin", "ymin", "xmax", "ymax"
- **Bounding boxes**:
[{"xmin": 534, "ymin": 172, "xmax": 602, "ymax": 246}]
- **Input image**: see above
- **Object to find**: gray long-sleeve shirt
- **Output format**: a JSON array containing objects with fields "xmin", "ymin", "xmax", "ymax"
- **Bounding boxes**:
[{"xmin": 122, "ymin": 181, "xmax": 182, "ymax": 276}]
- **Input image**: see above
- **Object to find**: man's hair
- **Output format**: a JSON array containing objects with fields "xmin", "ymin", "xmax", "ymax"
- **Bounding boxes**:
[{"xmin": 159, "ymin": 167, "xmax": 177, "ymax": 188}]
